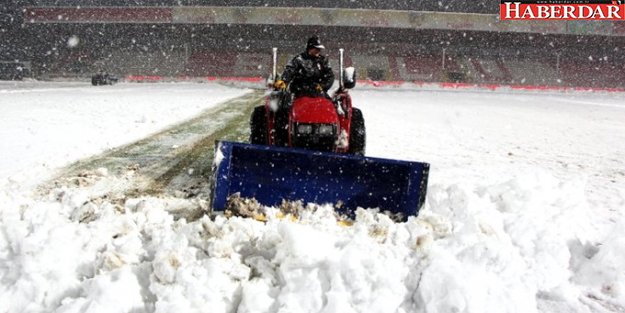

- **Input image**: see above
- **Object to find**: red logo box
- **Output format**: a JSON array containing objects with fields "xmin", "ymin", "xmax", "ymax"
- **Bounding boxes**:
[{"xmin": 500, "ymin": 0, "xmax": 625, "ymax": 20}]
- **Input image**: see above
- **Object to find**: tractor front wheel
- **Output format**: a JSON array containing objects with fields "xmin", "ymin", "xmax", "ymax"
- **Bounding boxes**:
[
  {"xmin": 250, "ymin": 105, "xmax": 268, "ymax": 145},
  {"xmin": 348, "ymin": 108, "xmax": 366, "ymax": 155}
]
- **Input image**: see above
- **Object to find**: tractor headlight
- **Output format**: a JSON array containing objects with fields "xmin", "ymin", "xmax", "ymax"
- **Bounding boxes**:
[
  {"xmin": 317, "ymin": 124, "xmax": 334, "ymax": 136},
  {"xmin": 297, "ymin": 124, "xmax": 313, "ymax": 134}
]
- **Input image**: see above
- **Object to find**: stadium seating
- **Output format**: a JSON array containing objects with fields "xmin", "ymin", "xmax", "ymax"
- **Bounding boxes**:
[
  {"xmin": 559, "ymin": 59, "xmax": 625, "ymax": 88},
  {"xmin": 10, "ymin": 1, "xmax": 625, "ymax": 89},
  {"xmin": 392, "ymin": 55, "xmax": 443, "ymax": 82},
  {"xmin": 503, "ymin": 59, "xmax": 560, "ymax": 86}
]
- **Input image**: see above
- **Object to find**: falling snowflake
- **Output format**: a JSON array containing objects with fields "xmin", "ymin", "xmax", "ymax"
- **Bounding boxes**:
[{"xmin": 67, "ymin": 35, "xmax": 80, "ymax": 48}]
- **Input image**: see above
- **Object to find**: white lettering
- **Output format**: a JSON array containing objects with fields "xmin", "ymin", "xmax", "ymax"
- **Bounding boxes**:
[
  {"xmin": 562, "ymin": 5, "xmax": 575, "ymax": 19},
  {"xmin": 607, "ymin": 5, "xmax": 621, "ymax": 18},
  {"xmin": 537, "ymin": 5, "xmax": 550, "ymax": 18},
  {"xmin": 504, "ymin": 3, "xmax": 620, "ymax": 20},
  {"xmin": 551, "ymin": 6, "xmax": 562, "ymax": 18},
  {"xmin": 593, "ymin": 6, "xmax": 606, "ymax": 18},
  {"xmin": 505, "ymin": 2, "xmax": 522, "ymax": 19},
  {"xmin": 580, "ymin": 5, "xmax": 593, "ymax": 18},
  {"xmin": 522, "ymin": 5, "xmax": 536, "ymax": 19}
]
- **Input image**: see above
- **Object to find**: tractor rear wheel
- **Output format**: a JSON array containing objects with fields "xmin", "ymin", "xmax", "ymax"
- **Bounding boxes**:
[
  {"xmin": 250, "ymin": 105, "xmax": 268, "ymax": 145},
  {"xmin": 349, "ymin": 108, "xmax": 366, "ymax": 155}
]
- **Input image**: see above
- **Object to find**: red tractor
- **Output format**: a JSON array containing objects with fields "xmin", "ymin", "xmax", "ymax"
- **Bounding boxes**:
[
  {"xmin": 211, "ymin": 49, "xmax": 429, "ymax": 220},
  {"xmin": 250, "ymin": 49, "xmax": 365, "ymax": 155}
]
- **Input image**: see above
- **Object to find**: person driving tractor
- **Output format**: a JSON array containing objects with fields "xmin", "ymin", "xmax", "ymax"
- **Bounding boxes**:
[{"xmin": 274, "ymin": 36, "xmax": 335, "ymax": 97}]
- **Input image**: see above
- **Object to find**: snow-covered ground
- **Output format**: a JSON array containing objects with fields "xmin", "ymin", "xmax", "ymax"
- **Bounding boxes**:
[
  {"xmin": 1, "ymin": 81, "xmax": 624, "ymax": 313},
  {"xmin": 0, "ymin": 81, "xmax": 250, "ymax": 189}
]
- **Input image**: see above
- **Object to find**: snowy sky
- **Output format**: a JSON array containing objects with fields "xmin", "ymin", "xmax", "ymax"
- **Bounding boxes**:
[{"xmin": 1, "ymin": 81, "xmax": 624, "ymax": 313}]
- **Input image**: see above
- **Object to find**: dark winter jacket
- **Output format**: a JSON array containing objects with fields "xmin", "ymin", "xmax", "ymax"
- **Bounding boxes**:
[{"xmin": 281, "ymin": 52, "xmax": 335, "ymax": 97}]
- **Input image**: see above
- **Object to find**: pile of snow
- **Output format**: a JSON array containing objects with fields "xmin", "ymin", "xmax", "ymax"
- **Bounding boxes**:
[
  {"xmin": 1, "ymin": 172, "xmax": 620, "ymax": 313},
  {"xmin": 1, "ymin": 82, "xmax": 624, "ymax": 312}
]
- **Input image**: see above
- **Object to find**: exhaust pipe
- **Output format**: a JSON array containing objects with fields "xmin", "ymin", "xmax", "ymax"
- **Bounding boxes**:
[
  {"xmin": 272, "ymin": 47, "xmax": 278, "ymax": 82},
  {"xmin": 339, "ymin": 48, "xmax": 344, "ymax": 90}
]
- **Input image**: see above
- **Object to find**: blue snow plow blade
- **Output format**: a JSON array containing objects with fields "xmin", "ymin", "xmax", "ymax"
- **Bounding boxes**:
[{"xmin": 211, "ymin": 141, "xmax": 429, "ymax": 220}]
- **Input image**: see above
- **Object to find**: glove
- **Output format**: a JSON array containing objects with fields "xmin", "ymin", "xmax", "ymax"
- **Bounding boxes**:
[
  {"xmin": 315, "ymin": 84, "xmax": 323, "ymax": 93},
  {"xmin": 274, "ymin": 80, "xmax": 286, "ymax": 90}
]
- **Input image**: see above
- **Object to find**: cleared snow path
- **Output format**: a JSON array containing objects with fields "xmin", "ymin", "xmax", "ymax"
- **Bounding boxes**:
[
  {"xmin": 38, "ymin": 90, "xmax": 264, "ymax": 199},
  {"xmin": 0, "ymin": 81, "xmax": 252, "ymax": 191}
]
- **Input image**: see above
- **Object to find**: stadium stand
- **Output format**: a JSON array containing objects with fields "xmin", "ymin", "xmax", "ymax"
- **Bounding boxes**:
[
  {"xmin": 560, "ymin": 59, "xmax": 625, "ymax": 88},
  {"xmin": 186, "ymin": 51, "xmax": 237, "ymax": 77},
  {"xmin": 5, "ymin": 1, "xmax": 625, "ymax": 88},
  {"xmin": 503, "ymin": 60, "xmax": 560, "ymax": 86},
  {"xmin": 391, "ymin": 55, "xmax": 444, "ymax": 82},
  {"xmin": 467, "ymin": 58, "xmax": 512, "ymax": 84}
]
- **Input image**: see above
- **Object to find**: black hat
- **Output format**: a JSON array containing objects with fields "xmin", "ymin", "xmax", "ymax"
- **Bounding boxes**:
[{"xmin": 306, "ymin": 36, "xmax": 325, "ymax": 50}]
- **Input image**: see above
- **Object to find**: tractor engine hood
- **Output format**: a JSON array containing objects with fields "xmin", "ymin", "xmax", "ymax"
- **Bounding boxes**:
[{"xmin": 291, "ymin": 96, "xmax": 338, "ymax": 124}]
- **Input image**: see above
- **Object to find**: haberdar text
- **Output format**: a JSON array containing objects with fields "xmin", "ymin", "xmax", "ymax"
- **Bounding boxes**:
[{"xmin": 500, "ymin": 2, "xmax": 624, "ymax": 20}]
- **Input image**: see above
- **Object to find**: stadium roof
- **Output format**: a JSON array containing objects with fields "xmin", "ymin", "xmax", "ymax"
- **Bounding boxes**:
[{"xmin": 16, "ymin": 0, "xmax": 496, "ymax": 14}]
